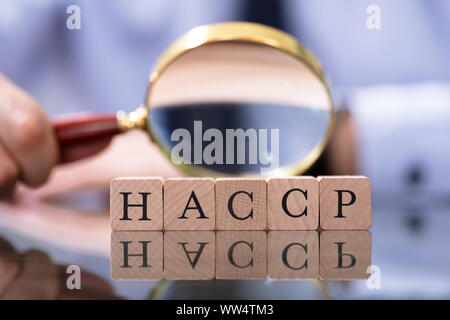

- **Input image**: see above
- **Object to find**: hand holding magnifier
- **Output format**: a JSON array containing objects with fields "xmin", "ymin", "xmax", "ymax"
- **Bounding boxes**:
[{"xmin": 53, "ymin": 22, "xmax": 333, "ymax": 177}]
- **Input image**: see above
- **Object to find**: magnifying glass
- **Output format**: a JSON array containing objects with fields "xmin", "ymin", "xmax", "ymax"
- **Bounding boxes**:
[{"xmin": 53, "ymin": 22, "xmax": 333, "ymax": 177}]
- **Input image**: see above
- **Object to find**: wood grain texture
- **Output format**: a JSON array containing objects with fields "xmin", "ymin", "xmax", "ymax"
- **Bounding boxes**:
[
  {"xmin": 267, "ymin": 231, "xmax": 319, "ymax": 280},
  {"xmin": 110, "ymin": 177, "xmax": 163, "ymax": 231},
  {"xmin": 319, "ymin": 176, "xmax": 372, "ymax": 230},
  {"xmin": 267, "ymin": 177, "xmax": 319, "ymax": 230},
  {"xmin": 110, "ymin": 231, "xmax": 163, "ymax": 280},
  {"xmin": 164, "ymin": 178, "xmax": 215, "ymax": 231},
  {"xmin": 164, "ymin": 231, "xmax": 215, "ymax": 280},
  {"xmin": 215, "ymin": 178, "xmax": 267, "ymax": 230},
  {"xmin": 216, "ymin": 231, "xmax": 266, "ymax": 279},
  {"xmin": 319, "ymin": 231, "xmax": 372, "ymax": 280}
]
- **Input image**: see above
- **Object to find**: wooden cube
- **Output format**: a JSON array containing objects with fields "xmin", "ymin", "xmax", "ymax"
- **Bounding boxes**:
[
  {"xmin": 216, "ymin": 231, "xmax": 266, "ymax": 279},
  {"xmin": 215, "ymin": 178, "xmax": 266, "ymax": 230},
  {"xmin": 110, "ymin": 231, "xmax": 163, "ymax": 280},
  {"xmin": 267, "ymin": 177, "xmax": 319, "ymax": 230},
  {"xmin": 164, "ymin": 231, "xmax": 215, "ymax": 280},
  {"xmin": 110, "ymin": 177, "xmax": 163, "ymax": 231},
  {"xmin": 319, "ymin": 176, "xmax": 372, "ymax": 230},
  {"xmin": 164, "ymin": 178, "xmax": 215, "ymax": 230},
  {"xmin": 319, "ymin": 231, "xmax": 372, "ymax": 280},
  {"xmin": 267, "ymin": 231, "xmax": 319, "ymax": 280}
]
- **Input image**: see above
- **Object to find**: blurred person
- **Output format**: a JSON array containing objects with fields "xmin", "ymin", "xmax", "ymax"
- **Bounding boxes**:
[{"xmin": 0, "ymin": 0, "xmax": 449, "ymax": 195}]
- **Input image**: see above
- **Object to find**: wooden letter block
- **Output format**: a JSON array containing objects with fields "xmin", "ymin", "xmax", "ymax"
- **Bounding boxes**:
[
  {"xmin": 216, "ymin": 231, "xmax": 266, "ymax": 279},
  {"xmin": 319, "ymin": 176, "xmax": 372, "ymax": 230},
  {"xmin": 110, "ymin": 177, "xmax": 163, "ymax": 231},
  {"xmin": 215, "ymin": 178, "xmax": 266, "ymax": 230},
  {"xmin": 164, "ymin": 178, "xmax": 215, "ymax": 230},
  {"xmin": 110, "ymin": 231, "xmax": 163, "ymax": 280},
  {"xmin": 267, "ymin": 177, "xmax": 319, "ymax": 230},
  {"xmin": 267, "ymin": 231, "xmax": 319, "ymax": 280},
  {"xmin": 319, "ymin": 231, "xmax": 372, "ymax": 280},
  {"xmin": 164, "ymin": 231, "xmax": 215, "ymax": 280}
]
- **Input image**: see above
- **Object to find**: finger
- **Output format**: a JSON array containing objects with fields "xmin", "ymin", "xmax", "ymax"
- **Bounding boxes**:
[
  {"xmin": 0, "ymin": 142, "xmax": 19, "ymax": 196},
  {"xmin": 1, "ymin": 250, "xmax": 59, "ymax": 300},
  {"xmin": 0, "ymin": 75, "xmax": 59, "ymax": 187}
]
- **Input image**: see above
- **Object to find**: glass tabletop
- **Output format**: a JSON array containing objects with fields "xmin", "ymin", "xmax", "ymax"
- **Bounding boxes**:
[{"xmin": 1, "ymin": 184, "xmax": 448, "ymax": 300}]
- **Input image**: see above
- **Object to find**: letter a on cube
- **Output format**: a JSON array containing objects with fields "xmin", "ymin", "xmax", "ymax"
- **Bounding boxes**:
[{"xmin": 164, "ymin": 178, "xmax": 215, "ymax": 230}]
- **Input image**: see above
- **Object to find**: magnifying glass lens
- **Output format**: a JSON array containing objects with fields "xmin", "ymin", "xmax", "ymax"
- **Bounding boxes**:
[{"xmin": 147, "ymin": 41, "xmax": 331, "ymax": 176}]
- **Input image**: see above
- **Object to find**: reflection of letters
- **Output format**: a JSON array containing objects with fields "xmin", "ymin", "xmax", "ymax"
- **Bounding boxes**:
[
  {"xmin": 228, "ymin": 241, "xmax": 254, "ymax": 268},
  {"xmin": 111, "ymin": 232, "xmax": 163, "ymax": 280},
  {"xmin": 335, "ymin": 242, "xmax": 356, "ymax": 269},
  {"xmin": 179, "ymin": 242, "xmax": 209, "ymax": 269},
  {"xmin": 282, "ymin": 243, "xmax": 308, "ymax": 270},
  {"xmin": 319, "ymin": 231, "xmax": 371, "ymax": 280},
  {"xmin": 120, "ymin": 241, "xmax": 151, "ymax": 268},
  {"xmin": 119, "ymin": 192, "xmax": 152, "ymax": 221},
  {"xmin": 111, "ymin": 230, "xmax": 371, "ymax": 280}
]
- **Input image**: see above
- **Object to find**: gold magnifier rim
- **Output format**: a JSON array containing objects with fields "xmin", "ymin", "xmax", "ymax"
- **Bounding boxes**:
[{"xmin": 141, "ymin": 21, "xmax": 335, "ymax": 177}]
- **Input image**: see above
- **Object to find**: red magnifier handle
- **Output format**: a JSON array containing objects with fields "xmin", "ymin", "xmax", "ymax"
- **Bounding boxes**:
[{"xmin": 52, "ymin": 113, "xmax": 121, "ymax": 164}]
